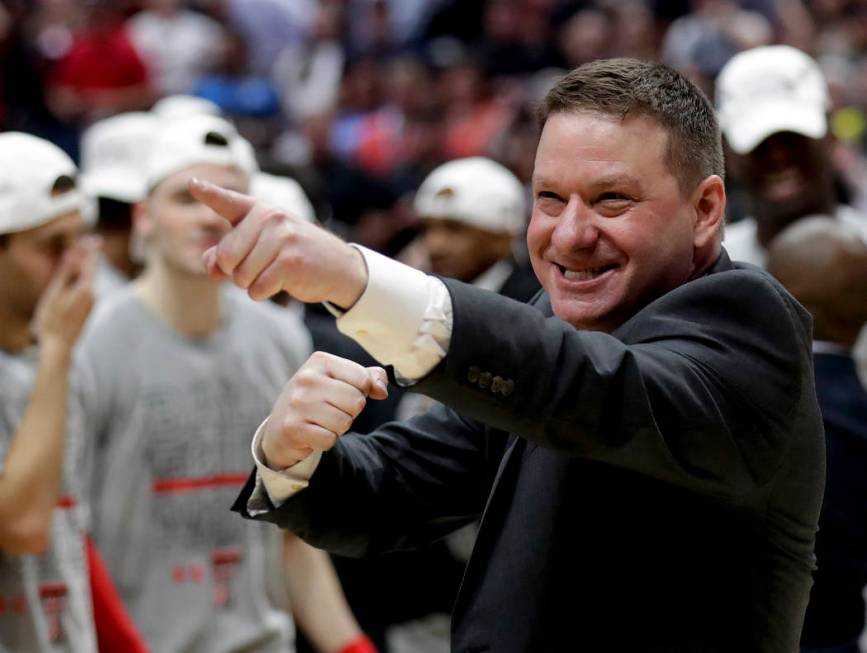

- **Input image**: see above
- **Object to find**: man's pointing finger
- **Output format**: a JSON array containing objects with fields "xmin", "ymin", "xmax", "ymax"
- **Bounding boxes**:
[{"xmin": 189, "ymin": 177, "xmax": 255, "ymax": 225}]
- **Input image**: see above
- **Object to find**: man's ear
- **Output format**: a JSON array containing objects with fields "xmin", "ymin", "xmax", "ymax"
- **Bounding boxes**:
[
  {"xmin": 131, "ymin": 199, "xmax": 153, "ymax": 242},
  {"xmin": 691, "ymin": 174, "xmax": 726, "ymax": 254}
]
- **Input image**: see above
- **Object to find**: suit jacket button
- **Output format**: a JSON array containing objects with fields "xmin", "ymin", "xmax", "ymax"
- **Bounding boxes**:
[
  {"xmin": 491, "ymin": 376, "xmax": 503, "ymax": 393},
  {"xmin": 501, "ymin": 379, "xmax": 515, "ymax": 397},
  {"xmin": 478, "ymin": 371, "xmax": 492, "ymax": 389},
  {"xmin": 467, "ymin": 366, "xmax": 480, "ymax": 383}
]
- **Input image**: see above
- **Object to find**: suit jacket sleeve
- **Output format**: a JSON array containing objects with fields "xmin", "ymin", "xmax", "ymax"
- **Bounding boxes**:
[
  {"xmin": 234, "ymin": 402, "xmax": 503, "ymax": 558},
  {"xmin": 235, "ymin": 261, "xmax": 813, "ymax": 555},
  {"xmin": 413, "ymin": 266, "xmax": 812, "ymax": 501}
]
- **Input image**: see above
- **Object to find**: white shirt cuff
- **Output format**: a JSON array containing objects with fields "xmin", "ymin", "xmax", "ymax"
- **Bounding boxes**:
[
  {"xmin": 249, "ymin": 418, "xmax": 322, "ymax": 515},
  {"xmin": 331, "ymin": 245, "xmax": 452, "ymax": 381}
]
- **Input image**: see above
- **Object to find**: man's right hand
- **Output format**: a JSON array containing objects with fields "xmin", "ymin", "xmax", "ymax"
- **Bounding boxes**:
[
  {"xmin": 262, "ymin": 352, "xmax": 390, "ymax": 469},
  {"xmin": 189, "ymin": 179, "xmax": 369, "ymax": 310},
  {"xmin": 32, "ymin": 236, "xmax": 99, "ymax": 354}
]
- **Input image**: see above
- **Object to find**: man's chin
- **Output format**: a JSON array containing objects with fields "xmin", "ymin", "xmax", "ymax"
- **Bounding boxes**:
[{"xmin": 551, "ymin": 298, "xmax": 606, "ymax": 331}]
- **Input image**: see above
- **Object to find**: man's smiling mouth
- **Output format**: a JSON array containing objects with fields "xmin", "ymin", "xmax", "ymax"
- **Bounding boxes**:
[{"xmin": 557, "ymin": 264, "xmax": 618, "ymax": 281}]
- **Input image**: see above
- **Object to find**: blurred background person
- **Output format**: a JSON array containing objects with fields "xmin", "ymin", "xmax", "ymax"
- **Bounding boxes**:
[
  {"xmin": 767, "ymin": 217, "xmax": 867, "ymax": 653},
  {"xmin": 46, "ymin": 0, "xmax": 153, "ymax": 127},
  {"xmin": 0, "ymin": 132, "xmax": 102, "ymax": 651},
  {"xmin": 412, "ymin": 155, "xmax": 537, "ymax": 300},
  {"xmin": 717, "ymin": 45, "xmax": 866, "ymax": 266},
  {"xmin": 78, "ymin": 114, "xmax": 373, "ymax": 653},
  {"xmin": 717, "ymin": 44, "xmax": 867, "ymax": 387},
  {"xmin": 78, "ymin": 110, "xmax": 158, "ymax": 296},
  {"xmin": 126, "ymin": 0, "xmax": 222, "ymax": 98}
]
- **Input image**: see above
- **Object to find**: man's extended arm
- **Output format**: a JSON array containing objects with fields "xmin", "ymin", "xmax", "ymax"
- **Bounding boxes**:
[{"xmin": 193, "ymin": 180, "xmax": 808, "ymax": 502}]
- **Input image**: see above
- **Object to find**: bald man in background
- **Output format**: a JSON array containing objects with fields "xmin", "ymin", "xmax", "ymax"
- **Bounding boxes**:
[{"xmin": 767, "ymin": 218, "xmax": 867, "ymax": 653}]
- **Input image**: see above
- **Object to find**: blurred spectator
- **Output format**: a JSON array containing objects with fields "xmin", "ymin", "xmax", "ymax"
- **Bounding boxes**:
[
  {"xmin": 355, "ymin": 56, "xmax": 439, "ymax": 180},
  {"xmin": 435, "ymin": 52, "xmax": 513, "ymax": 159},
  {"xmin": 79, "ymin": 111, "xmax": 158, "ymax": 296},
  {"xmin": 192, "ymin": 24, "xmax": 282, "ymax": 150},
  {"xmin": 717, "ymin": 45, "xmax": 867, "ymax": 265},
  {"xmin": 346, "ymin": 0, "xmax": 402, "ymax": 59},
  {"xmin": 662, "ymin": 0, "xmax": 772, "ymax": 93},
  {"xmin": 1, "ymin": 1, "xmax": 84, "ymax": 154},
  {"xmin": 717, "ymin": 44, "xmax": 867, "ymax": 406},
  {"xmin": 766, "ymin": 217, "xmax": 867, "ymax": 653},
  {"xmin": 46, "ymin": 0, "xmax": 153, "ymax": 125},
  {"xmin": 412, "ymin": 156, "xmax": 537, "ymax": 298},
  {"xmin": 478, "ymin": 0, "xmax": 562, "ymax": 77},
  {"xmin": 272, "ymin": 0, "xmax": 346, "ymax": 123},
  {"xmin": 224, "ymin": 0, "xmax": 315, "ymax": 76},
  {"xmin": 329, "ymin": 57, "xmax": 386, "ymax": 163},
  {"xmin": 0, "ymin": 131, "xmax": 146, "ymax": 652},
  {"xmin": 557, "ymin": 6, "xmax": 613, "ymax": 68},
  {"xmin": 610, "ymin": 0, "xmax": 659, "ymax": 61},
  {"xmin": 126, "ymin": 0, "xmax": 223, "ymax": 97},
  {"xmin": 79, "ymin": 114, "xmax": 371, "ymax": 653}
]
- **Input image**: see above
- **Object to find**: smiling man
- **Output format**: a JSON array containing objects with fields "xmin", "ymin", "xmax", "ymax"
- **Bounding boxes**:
[
  {"xmin": 196, "ymin": 59, "xmax": 824, "ymax": 652},
  {"xmin": 717, "ymin": 45, "xmax": 867, "ymax": 266}
]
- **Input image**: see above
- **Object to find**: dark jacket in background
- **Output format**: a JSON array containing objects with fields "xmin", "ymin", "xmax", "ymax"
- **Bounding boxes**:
[{"xmin": 800, "ymin": 351, "xmax": 867, "ymax": 650}]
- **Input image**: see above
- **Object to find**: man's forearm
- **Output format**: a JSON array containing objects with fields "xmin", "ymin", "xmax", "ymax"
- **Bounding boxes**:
[
  {"xmin": 0, "ymin": 340, "xmax": 73, "ymax": 553},
  {"xmin": 283, "ymin": 532, "xmax": 366, "ymax": 653}
]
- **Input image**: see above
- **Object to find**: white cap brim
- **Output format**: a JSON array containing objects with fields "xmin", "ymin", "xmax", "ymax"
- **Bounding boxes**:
[
  {"xmin": 81, "ymin": 169, "xmax": 146, "ymax": 203},
  {"xmin": 723, "ymin": 100, "xmax": 827, "ymax": 154}
]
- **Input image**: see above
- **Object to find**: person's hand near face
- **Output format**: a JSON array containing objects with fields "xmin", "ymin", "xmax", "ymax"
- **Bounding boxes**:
[{"xmin": 32, "ymin": 235, "xmax": 100, "ymax": 354}]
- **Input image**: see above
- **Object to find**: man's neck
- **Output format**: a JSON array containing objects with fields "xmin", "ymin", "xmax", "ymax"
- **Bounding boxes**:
[{"xmin": 134, "ymin": 261, "xmax": 223, "ymax": 339}]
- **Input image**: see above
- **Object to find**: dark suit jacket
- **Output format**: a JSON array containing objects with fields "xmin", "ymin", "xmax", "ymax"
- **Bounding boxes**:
[
  {"xmin": 234, "ymin": 251, "xmax": 825, "ymax": 652},
  {"xmin": 800, "ymin": 351, "xmax": 867, "ymax": 647}
]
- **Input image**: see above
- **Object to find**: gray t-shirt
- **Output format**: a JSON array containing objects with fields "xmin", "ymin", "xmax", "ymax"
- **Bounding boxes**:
[
  {"xmin": 0, "ymin": 348, "xmax": 97, "ymax": 653},
  {"xmin": 78, "ymin": 287, "xmax": 311, "ymax": 653}
]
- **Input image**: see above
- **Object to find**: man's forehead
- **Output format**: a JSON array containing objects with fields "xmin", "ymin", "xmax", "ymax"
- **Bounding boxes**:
[
  {"xmin": 14, "ymin": 211, "xmax": 84, "ymax": 240},
  {"xmin": 155, "ymin": 164, "xmax": 249, "ymax": 196},
  {"xmin": 534, "ymin": 112, "xmax": 671, "ymax": 181},
  {"xmin": 538, "ymin": 111, "xmax": 668, "ymax": 155}
]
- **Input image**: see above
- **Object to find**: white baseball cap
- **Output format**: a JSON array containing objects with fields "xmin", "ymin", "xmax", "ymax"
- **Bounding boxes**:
[
  {"xmin": 250, "ymin": 172, "xmax": 316, "ymax": 223},
  {"xmin": 145, "ymin": 114, "xmax": 258, "ymax": 191},
  {"xmin": 716, "ymin": 45, "xmax": 829, "ymax": 154},
  {"xmin": 151, "ymin": 94, "xmax": 222, "ymax": 120},
  {"xmin": 413, "ymin": 157, "xmax": 526, "ymax": 235},
  {"xmin": 80, "ymin": 112, "xmax": 158, "ymax": 202},
  {"xmin": 0, "ymin": 132, "xmax": 90, "ymax": 235}
]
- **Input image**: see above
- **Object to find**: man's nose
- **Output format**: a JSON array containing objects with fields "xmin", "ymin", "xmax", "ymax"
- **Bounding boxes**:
[{"xmin": 551, "ymin": 197, "xmax": 599, "ymax": 251}]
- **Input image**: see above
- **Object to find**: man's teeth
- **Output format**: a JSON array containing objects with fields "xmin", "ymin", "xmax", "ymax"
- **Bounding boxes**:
[{"xmin": 563, "ymin": 267, "xmax": 609, "ymax": 281}]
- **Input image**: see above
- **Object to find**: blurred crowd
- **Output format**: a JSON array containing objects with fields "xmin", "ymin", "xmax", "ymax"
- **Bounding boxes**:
[
  {"xmin": 5, "ymin": 0, "xmax": 867, "ymax": 254},
  {"xmin": 2, "ymin": 1, "xmax": 867, "ymax": 653}
]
